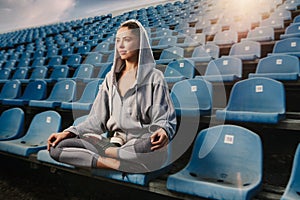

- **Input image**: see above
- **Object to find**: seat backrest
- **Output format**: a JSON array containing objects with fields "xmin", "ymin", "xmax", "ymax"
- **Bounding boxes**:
[
  {"xmin": 29, "ymin": 66, "xmax": 48, "ymax": 80},
  {"xmin": 47, "ymin": 79, "xmax": 76, "ymax": 102},
  {"xmin": 12, "ymin": 68, "xmax": 28, "ymax": 79},
  {"xmin": 77, "ymin": 44, "xmax": 91, "ymax": 54},
  {"xmin": 20, "ymin": 111, "xmax": 61, "ymax": 145},
  {"xmin": 272, "ymin": 37, "xmax": 300, "ymax": 54},
  {"xmin": 0, "ymin": 69, "xmax": 11, "ymax": 80},
  {"xmin": 83, "ymin": 52, "xmax": 103, "ymax": 65},
  {"xmin": 31, "ymin": 57, "xmax": 46, "ymax": 68},
  {"xmin": 0, "ymin": 80, "xmax": 21, "ymax": 99},
  {"xmin": 187, "ymin": 125, "xmax": 262, "ymax": 185},
  {"xmin": 227, "ymin": 77, "xmax": 285, "ymax": 113},
  {"xmin": 205, "ymin": 56, "xmax": 242, "ymax": 77},
  {"xmin": 256, "ymin": 54, "xmax": 300, "ymax": 74},
  {"xmin": 247, "ymin": 26, "xmax": 275, "ymax": 41},
  {"xmin": 0, "ymin": 108, "xmax": 24, "ymax": 140},
  {"xmin": 17, "ymin": 58, "xmax": 30, "ymax": 68},
  {"xmin": 190, "ymin": 33, "xmax": 206, "ymax": 45},
  {"xmin": 72, "ymin": 64, "xmax": 94, "ymax": 79},
  {"xmin": 47, "ymin": 55, "xmax": 63, "ymax": 67},
  {"xmin": 20, "ymin": 80, "xmax": 47, "ymax": 100},
  {"xmin": 77, "ymin": 80, "xmax": 101, "ymax": 103},
  {"xmin": 284, "ymin": 23, "xmax": 300, "ymax": 35},
  {"xmin": 192, "ymin": 44, "xmax": 219, "ymax": 59},
  {"xmin": 97, "ymin": 63, "xmax": 113, "ymax": 78},
  {"xmin": 260, "ymin": 16, "xmax": 284, "ymax": 29},
  {"xmin": 157, "ymin": 36, "xmax": 177, "ymax": 46},
  {"xmin": 66, "ymin": 54, "xmax": 82, "ymax": 66},
  {"xmin": 62, "ymin": 46, "xmax": 74, "ymax": 56},
  {"xmin": 94, "ymin": 41, "xmax": 111, "ymax": 53},
  {"xmin": 49, "ymin": 65, "xmax": 69, "ymax": 79},
  {"xmin": 3, "ymin": 60, "xmax": 16, "ymax": 69},
  {"xmin": 229, "ymin": 41, "xmax": 261, "ymax": 57},
  {"xmin": 164, "ymin": 59, "xmax": 195, "ymax": 79},
  {"xmin": 159, "ymin": 47, "xmax": 184, "ymax": 60},
  {"xmin": 281, "ymin": 143, "xmax": 300, "ymax": 199},
  {"xmin": 171, "ymin": 78, "xmax": 213, "ymax": 111},
  {"xmin": 213, "ymin": 30, "xmax": 238, "ymax": 45}
]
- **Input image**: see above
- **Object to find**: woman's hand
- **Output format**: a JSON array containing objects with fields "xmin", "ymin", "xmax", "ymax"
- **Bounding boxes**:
[
  {"xmin": 150, "ymin": 128, "xmax": 169, "ymax": 151},
  {"xmin": 47, "ymin": 131, "xmax": 75, "ymax": 151}
]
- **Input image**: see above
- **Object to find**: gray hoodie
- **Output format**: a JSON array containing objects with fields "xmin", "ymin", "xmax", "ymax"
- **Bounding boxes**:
[{"xmin": 65, "ymin": 19, "xmax": 177, "ymax": 145}]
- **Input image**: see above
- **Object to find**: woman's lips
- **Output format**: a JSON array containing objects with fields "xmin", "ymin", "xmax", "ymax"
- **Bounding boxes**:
[{"xmin": 119, "ymin": 50, "xmax": 127, "ymax": 55}]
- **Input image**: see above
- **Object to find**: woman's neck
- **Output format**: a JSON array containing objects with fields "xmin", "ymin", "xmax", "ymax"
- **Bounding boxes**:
[{"xmin": 124, "ymin": 59, "xmax": 138, "ymax": 72}]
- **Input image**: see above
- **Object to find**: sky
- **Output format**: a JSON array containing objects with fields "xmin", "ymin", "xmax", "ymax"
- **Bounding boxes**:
[{"xmin": 0, "ymin": 0, "xmax": 169, "ymax": 34}]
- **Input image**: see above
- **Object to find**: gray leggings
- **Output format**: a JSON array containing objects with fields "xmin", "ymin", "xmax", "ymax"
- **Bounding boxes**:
[{"xmin": 49, "ymin": 135, "xmax": 165, "ymax": 172}]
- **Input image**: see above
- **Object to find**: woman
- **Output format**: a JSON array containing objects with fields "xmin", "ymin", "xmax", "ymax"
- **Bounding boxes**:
[{"xmin": 47, "ymin": 19, "xmax": 177, "ymax": 173}]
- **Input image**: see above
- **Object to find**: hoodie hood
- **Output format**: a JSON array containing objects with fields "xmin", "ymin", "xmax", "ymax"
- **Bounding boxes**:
[{"xmin": 111, "ymin": 19, "xmax": 156, "ymax": 86}]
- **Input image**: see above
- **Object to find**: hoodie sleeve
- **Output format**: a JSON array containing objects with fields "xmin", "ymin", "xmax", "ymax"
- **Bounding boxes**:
[
  {"xmin": 64, "ymin": 76, "xmax": 111, "ymax": 136},
  {"xmin": 150, "ymin": 71, "xmax": 177, "ymax": 140}
]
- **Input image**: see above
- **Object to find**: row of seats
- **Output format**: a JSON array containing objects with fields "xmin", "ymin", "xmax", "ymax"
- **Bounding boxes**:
[
  {"xmin": 0, "ymin": 62, "xmax": 112, "ymax": 84},
  {"xmin": 0, "ymin": 75, "xmax": 286, "ymax": 124},
  {"xmin": 0, "ymin": 79, "xmax": 101, "ymax": 111},
  {"xmin": 0, "ymin": 107, "xmax": 298, "ymax": 199}
]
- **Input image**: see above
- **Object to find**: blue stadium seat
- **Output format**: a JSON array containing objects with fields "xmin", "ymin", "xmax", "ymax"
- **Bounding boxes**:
[
  {"xmin": 93, "ymin": 41, "xmax": 113, "ymax": 54},
  {"xmin": 36, "ymin": 115, "xmax": 87, "ymax": 168},
  {"xmin": 249, "ymin": 54, "xmax": 300, "ymax": 81},
  {"xmin": 76, "ymin": 44, "xmax": 91, "ymax": 55},
  {"xmin": 82, "ymin": 63, "xmax": 112, "ymax": 83},
  {"xmin": 3, "ymin": 60, "xmax": 16, "ymax": 69},
  {"xmin": 0, "ymin": 68, "xmax": 11, "ymax": 83},
  {"xmin": 82, "ymin": 52, "xmax": 104, "ymax": 67},
  {"xmin": 188, "ymin": 44, "xmax": 219, "ymax": 63},
  {"xmin": 29, "ymin": 79, "xmax": 76, "ymax": 108},
  {"xmin": 10, "ymin": 67, "xmax": 29, "ymax": 80},
  {"xmin": 19, "ymin": 66, "xmax": 48, "ymax": 83},
  {"xmin": 61, "ymin": 46, "xmax": 74, "ymax": 57},
  {"xmin": 280, "ymin": 23, "xmax": 300, "ymax": 39},
  {"xmin": 164, "ymin": 59, "xmax": 195, "ymax": 83},
  {"xmin": 58, "ymin": 64, "xmax": 94, "ymax": 82},
  {"xmin": 152, "ymin": 36, "xmax": 178, "ymax": 49},
  {"xmin": 170, "ymin": 78, "xmax": 213, "ymax": 117},
  {"xmin": 176, "ymin": 33, "xmax": 206, "ymax": 48},
  {"xmin": 66, "ymin": 54, "xmax": 82, "ymax": 68},
  {"xmin": 44, "ymin": 65, "xmax": 69, "ymax": 83},
  {"xmin": 0, "ymin": 110, "xmax": 61, "ymax": 157},
  {"xmin": 167, "ymin": 124, "xmax": 263, "ymax": 200},
  {"xmin": 0, "ymin": 80, "xmax": 21, "ymax": 102},
  {"xmin": 260, "ymin": 16, "xmax": 285, "ymax": 29},
  {"xmin": 47, "ymin": 55, "xmax": 63, "ymax": 67},
  {"xmin": 212, "ymin": 30, "xmax": 238, "ymax": 45},
  {"xmin": 16, "ymin": 58, "xmax": 30, "ymax": 68},
  {"xmin": 242, "ymin": 26, "xmax": 275, "ymax": 42},
  {"xmin": 228, "ymin": 41, "xmax": 261, "ymax": 60},
  {"xmin": 156, "ymin": 46, "xmax": 184, "ymax": 65},
  {"xmin": 2, "ymin": 80, "xmax": 47, "ymax": 106},
  {"xmin": 30, "ymin": 57, "xmax": 46, "ymax": 68},
  {"xmin": 196, "ymin": 56, "xmax": 242, "ymax": 82},
  {"xmin": 60, "ymin": 80, "xmax": 101, "ymax": 111},
  {"xmin": 0, "ymin": 108, "xmax": 24, "ymax": 141},
  {"xmin": 269, "ymin": 37, "xmax": 300, "ymax": 57},
  {"xmin": 281, "ymin": 143, "xmax": 300, "ymax": 200},
  {"xmin": 216, "ymin": 77, "xmax": 286, "ymax": 124}
]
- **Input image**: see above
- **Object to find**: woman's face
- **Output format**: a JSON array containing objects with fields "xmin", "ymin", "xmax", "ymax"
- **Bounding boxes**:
[{"xmin": 116, "ymin": 27, "xmax": 140, "ymax": 61}]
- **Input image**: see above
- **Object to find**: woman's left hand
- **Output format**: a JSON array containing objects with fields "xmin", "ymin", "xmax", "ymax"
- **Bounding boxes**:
[{"xmin": 150, "ymin": 128, "xmax": 169, "ymax": 151}]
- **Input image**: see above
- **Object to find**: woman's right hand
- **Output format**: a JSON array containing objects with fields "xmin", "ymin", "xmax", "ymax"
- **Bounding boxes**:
[{"xmin": 47, "ymin": 131, "xmax": 75, "ymax": 151}]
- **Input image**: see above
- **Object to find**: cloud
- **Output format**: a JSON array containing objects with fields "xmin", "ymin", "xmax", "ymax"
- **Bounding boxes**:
[{"xmin": 0, "ymin": 0, "xmax": 76, "ymax": 33}]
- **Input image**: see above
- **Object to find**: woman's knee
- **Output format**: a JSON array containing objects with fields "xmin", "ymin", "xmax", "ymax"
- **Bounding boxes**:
[{"xmin": 49, "ymin": 146, "xmax": 61, "ymax": 161}]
